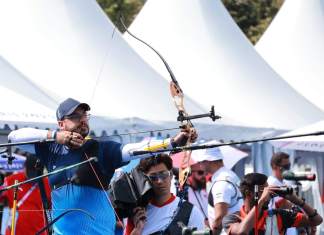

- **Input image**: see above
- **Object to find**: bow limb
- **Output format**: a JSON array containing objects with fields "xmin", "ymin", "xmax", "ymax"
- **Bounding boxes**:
[
  {"xmin": 170, "ymin": 81, "xmax": 193, "ymax": 188},
  {"xmin": 120, "ymin": 17, "xmax": 195, "ymax": 189}
]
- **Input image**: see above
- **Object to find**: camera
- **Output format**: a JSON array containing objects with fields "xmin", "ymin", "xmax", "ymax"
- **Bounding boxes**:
[
  {"xmin": 178, "ymin": 222, "xmax": 211, "ymax": 235},
  {"xmin": 272, "ymin": 186, "xmax": 294, "ymax": 196}
]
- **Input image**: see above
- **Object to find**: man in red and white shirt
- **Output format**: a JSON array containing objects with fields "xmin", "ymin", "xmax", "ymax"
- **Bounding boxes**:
[
  {"xmin": 0, "ymin": 155, "xmax": 51, "ymax": 235},
  {"xmin": 125, "ymin": 154, "xmax": 205, "ymax": 235}
]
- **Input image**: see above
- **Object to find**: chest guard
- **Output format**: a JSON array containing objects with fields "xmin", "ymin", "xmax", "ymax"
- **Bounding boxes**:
[{"xmin": 70, "ymin": 140, "xmax": 109, "ymax": 190}]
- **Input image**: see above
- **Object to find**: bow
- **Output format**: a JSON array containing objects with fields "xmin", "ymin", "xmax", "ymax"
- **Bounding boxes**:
[{"xmin": 119, "ymin": 17, "xmax": 219, "ymax": 189}]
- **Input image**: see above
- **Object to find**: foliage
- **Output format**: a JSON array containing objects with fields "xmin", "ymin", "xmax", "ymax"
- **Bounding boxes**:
[
  {"xmin": 221, "ymin": 0, "xmax": 284, "ymax": 44},
  {"xmin": 97, "ymin": 0, "xmax": 145, "ymax": 32},
  {"xmin": 96, "ymin": 0, "xmax": 283, "ymax": 44}
]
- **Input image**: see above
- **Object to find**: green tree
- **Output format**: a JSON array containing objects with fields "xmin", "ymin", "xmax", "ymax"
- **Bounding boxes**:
[
  {"xmin": 97, "ymin": 0, "xmax": 145, "ymax": 32},
  {"xmin": 97, "ymin": 0, "xmax": 283, "ymax": 44},
  {"xmin": 222, "ymin": 0, "xmax": 283, "ymax": 44}
]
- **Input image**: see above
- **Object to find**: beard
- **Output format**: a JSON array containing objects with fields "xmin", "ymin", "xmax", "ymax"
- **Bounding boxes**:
[
  {"xmin": 192, "ymin": 179, "xmax": 206, "ymax": 190},
  {"xmin": 70, "ymin": 124, "xmax": 89, "ymax": 138}
]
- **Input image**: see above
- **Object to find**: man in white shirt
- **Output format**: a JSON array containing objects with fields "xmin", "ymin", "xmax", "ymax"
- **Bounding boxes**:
[
  {"xmin": 268, "ymin": 152, "xmax": 297, "ymax": 235},
  {"xmin": 268, "ymin": 152, "xmax": 292, "ymax": 189},
  {"xmin": 199, "ymin": 149, "xmax": 243, "ymax": 235}
]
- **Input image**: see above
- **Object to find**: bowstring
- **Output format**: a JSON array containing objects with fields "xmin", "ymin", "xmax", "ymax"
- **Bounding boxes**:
[
  {"xmin": 83, "ymin": 152, "xmax": 125, "ymax": 229},
  {"xmin": 89, "ymin": 13, "xmax": 118, "ymax": 108}
]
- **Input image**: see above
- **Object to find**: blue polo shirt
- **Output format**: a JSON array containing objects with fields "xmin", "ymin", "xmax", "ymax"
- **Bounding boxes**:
[{"xmin": 35, "ymin": 140, "xmax": 127, "ymax": 235}]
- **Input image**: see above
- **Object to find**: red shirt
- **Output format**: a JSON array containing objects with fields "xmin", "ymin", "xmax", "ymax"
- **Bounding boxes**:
[
  {"xmin": 0, "ymin": 172, "xmax": 51, "ymax": 235},
  {"xmin": 223, "ymin": 205, "xmax": 303, "ymax": 235}
]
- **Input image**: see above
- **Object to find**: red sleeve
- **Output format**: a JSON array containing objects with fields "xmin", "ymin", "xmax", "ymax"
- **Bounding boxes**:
[
  {"xmin": 292, "ymin": 212, "xmax": 304, "ymax": 227},
  {"xmin": 124, "ymin": 218, "xmax": 135, "ymax": 235},
  {"xmin": 43, "ymin": 178, "xmax": 51, "ymax": 205}
]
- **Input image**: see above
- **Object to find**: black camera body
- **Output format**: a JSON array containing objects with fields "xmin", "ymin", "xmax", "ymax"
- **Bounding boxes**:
[
  {"xmin": 178, "ymin": 222, "xmax": 211, "ymax": 235},
  {"xmin": 109, "ymin": 167, "xmax": 154, "ymax": 218},
  {"xmin": 272, "ymin": 186, "xmax": 294, "ymax": 197}
]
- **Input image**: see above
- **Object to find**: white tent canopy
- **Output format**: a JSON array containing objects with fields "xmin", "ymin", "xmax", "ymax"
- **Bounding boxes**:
[
  {"xmin": 271, "ymin": 120, "xmax": 324, "ymax": 152},
  {"xmin": 0, "ymin": 56, "xmax": 57, "ymax": 110},
  {"xmin": 0, "ymin": 56, "xmax": 57, "ymax": 129},
  {"xmin": 125, "ymin": 0, "xmax": 324, "ymax": 129},
  {"xmin": 0, "ymin": 85, "xmax": 56, "ymax": 129},
  {"xmin": 0, "ymin": 0, "xmax": 210, "ymax": 123},
  {"xmin": 256, "ymin": 0, "xmax": 324, "ymax": 111}
]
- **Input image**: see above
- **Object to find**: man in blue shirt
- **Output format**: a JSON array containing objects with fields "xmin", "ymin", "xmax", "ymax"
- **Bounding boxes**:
[{"xmin": 9, "ymin": 98, "xmax": 195, "ymax": 235}]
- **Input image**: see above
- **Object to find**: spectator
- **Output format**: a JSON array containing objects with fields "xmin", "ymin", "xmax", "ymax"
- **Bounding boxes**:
[
  {"xmin": 222, "ymin": 173, "xmax": 323, "ymax": 235},
  {"xmin": 200, "ymin": 149, "xmax": 243, "ymax": 234},
  {"xmin": 125, "ymin": 154, "xmax": 205, "ymax": 235},
  {"xmin": 187, "ymin": 162, "xmax": 209, "ymax": 226},
  {"xmin": 0, "ymin": 155, "xmax": 51, "ymax": 235}
]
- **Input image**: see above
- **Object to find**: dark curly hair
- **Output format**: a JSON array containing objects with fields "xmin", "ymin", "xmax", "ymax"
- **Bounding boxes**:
[
  {"xmin": 138, "ymin": 154, "xmax": 173, "ymax": 173},
  {"xmin": 239, "ymin": 173, "xmax": 268, "ymax": 199}
]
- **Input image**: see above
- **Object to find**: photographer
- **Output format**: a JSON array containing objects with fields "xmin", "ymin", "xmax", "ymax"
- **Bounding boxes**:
[
  {"xmin": 222, "ymin": 173, "xmax": 322, "ymax": 235},
  {"xmin": 268, "ymin": 152, "xmax": 296, "ymax": 235},
  {"xmin": 125, "ymin": 154, "xmax": 205, "ymax": 235},
  {"xmin": 268, "ymin": 152, "xmax": 294, "ymax": 208}
]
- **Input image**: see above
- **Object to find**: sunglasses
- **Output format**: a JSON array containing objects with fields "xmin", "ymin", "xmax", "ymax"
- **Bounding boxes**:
[
  {"xmin": 192, "ymin": 170, "xmax": 206, "ymax": 176},
  {"xmin": 146, "ymin": 171, "xmax": 171, "ymax": 182},
  {"xmin": 64, "ymin": 113, "xmax": 91, "ymax": 122},
  {"xmin": 279, "ymin": 163, "xmax": 291, "ymax": 171}
]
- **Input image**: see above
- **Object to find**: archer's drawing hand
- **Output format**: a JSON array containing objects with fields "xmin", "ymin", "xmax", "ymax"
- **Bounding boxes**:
[{"xmin": 56, "ymin": 131, "xmax": 84, "ymax": 149}]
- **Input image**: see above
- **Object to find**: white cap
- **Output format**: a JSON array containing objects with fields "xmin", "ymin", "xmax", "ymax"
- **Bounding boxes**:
[{"xmin": 191, "ymin": 146, "xmax": 223, "ymax": 163}]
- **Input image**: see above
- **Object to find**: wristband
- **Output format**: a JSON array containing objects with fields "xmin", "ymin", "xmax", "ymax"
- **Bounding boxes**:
[{"xmin": 51, "ymin": 130, "xmax": 57, "ymax": 140}]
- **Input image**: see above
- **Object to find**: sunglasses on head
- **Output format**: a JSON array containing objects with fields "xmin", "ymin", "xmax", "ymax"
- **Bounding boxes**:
[
  {"xmin": 192, "ymin": 170, "xmax": 205, "ymax": 176},
  {"xmin": 146, "ymin": 171, "xmax": 171, "ymax": 182}
]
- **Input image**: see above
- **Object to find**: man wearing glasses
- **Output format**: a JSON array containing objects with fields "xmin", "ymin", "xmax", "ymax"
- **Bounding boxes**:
[
  {"xmin": 125, "ymin": 154, "xmax": 205, "ymax": 235},
  {"xmin": 222, "ymin": 173, "xmax": 322, "ymax": 235},
  {"xmin": 268, "ymin": 152, "xmax": 292, "ymax": 189},
  {"xmin": 268, "ymin": 152, "xmax": 297, "ymax": 235},
  {"xmin": 187, "ymin": 163, "xmax": 209, "ymax": 226},
  {"xmin": 8, "ymin": 98, "xmax": 196, "ymax": 235}
]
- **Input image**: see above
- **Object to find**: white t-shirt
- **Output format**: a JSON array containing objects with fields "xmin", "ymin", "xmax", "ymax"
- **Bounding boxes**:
[
  {"xmin": 267, "ymin": 175, "xmax": 297, "ymax": 235},
  {"xmin": 207, "ymin": 167, "xmax": 243, "ymax": 233},
  {"xmin": 187, "ymin": 187, "xmax": 208, "ymax": 219},
  {"xmin": 130, "ymin": 195, "xmax": 205, "ymax": 235}
]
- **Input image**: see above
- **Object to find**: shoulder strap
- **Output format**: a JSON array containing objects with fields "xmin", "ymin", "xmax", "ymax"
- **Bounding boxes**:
[
  {"xmin": 192, "ymin": 190, "xmax": 208, "ymax": 219},
  {"xmin": 72, "ymin": 140, "xmax": 109, "ymax": 190},
  {"xmin": 151, "ymin": 201, "xmax": 193, "ymax": 235},
  {"xmin": 208, "ymin": 178, "xmax": 240, "ymax": 207},
  {"xmin": 171, "ymin": 201, "xmax": 193, "ymax": 226}
]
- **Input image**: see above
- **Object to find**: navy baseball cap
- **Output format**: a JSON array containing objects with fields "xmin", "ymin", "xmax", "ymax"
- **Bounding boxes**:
[{"xmin": 56, "ymin": 98, "xmax": 90, "ymax": 121}]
